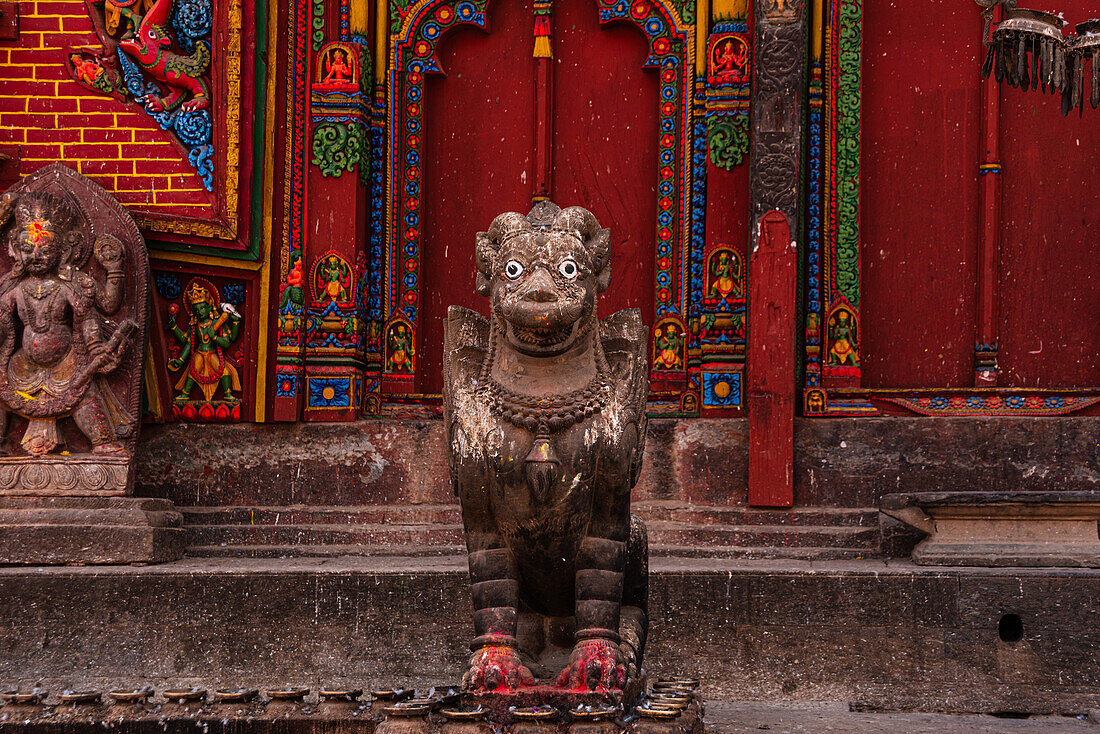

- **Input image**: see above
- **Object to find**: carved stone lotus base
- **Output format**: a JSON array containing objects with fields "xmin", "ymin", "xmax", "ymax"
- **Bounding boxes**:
[
  {"xmin": 0, "ymin": 453, "xmax": 132, "ymax": 496},
  {"xmin": 0, "ymin": 496, "xmax": 185, "ymax": 564}
]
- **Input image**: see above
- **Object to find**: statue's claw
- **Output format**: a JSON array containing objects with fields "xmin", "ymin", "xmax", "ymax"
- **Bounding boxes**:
[
  {"xmin": 556, "ymin": 638, "xmax": 626, "ymax": 691},
  {"xmin": 462, "ymin": 645, "xmax": 535, "ymax": 693}
]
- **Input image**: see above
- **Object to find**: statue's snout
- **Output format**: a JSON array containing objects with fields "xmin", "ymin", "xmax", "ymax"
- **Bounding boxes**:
[{"xmin": 520, "ymin": 268, "xmax": 558, "ymax": 303}]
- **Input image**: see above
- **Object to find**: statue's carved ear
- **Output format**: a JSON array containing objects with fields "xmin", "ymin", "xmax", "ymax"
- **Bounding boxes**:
[
  {"xmin": 595, "ymin": 256, "xmax": 611, "ymax": 294},
  {"xmin": 590, "ymin": 226, "xmax": 611, "ymax": 293},
  {"xmin": 474, "ymin": 231, "xmax": 494, "ymax": 296},
  {"xmin": 475, "ymin": 211, "xmax": 529, "ymax": 297}
]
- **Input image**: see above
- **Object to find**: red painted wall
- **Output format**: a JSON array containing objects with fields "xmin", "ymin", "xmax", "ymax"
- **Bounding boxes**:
[
  {"xmin": 860, "ymin": 3, "xmax": 981, "ymax": 388},
  {"xmin": 861, "ymin": 1, "xmax": 1099, "ymax": 390},
  {"xmin": 997, "ymin": 0, "xmax": 1100, "ymax": 388}
]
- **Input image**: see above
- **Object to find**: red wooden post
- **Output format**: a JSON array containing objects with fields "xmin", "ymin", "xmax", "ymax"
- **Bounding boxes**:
[
  {"xmin": 975, "ymin": 14, "xmax": 1001, "ymax": 386},
  {"xmin": 532, "ymin": 2, "xmax": 553, "ymax": 203},
  {"xmin": 747, "ymin": 210, "xmax": 796, "ymax": 507}
]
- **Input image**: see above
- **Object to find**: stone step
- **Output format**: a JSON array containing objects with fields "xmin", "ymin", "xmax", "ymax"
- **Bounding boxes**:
[
  {"xmin": 185, "ymin": 521, "xmax": 879, "ymax": 557},
  {"xmin": 181, "ymin": 502, "xmax": 878, "ymax": 528},
  {"xmin": 6, "ymin": 556, "xmax": 1100, "ymax": 715},
  {"xmin": 645, "ymin": 521, "xmax": 879, "ymax": 549},
  {"xmin": 187, "ymin": 543, "xmax": 465, "ymax": 558},
  {"xmin": 186, "ymin": 543, "xmax": 874, "ymax": 560},
  {"xmin": 186, "ymin": 523, "xmax": 465, "ymax": 548},
  {"xmin": 182, "ymin": 504, "xmax": 464, "ymax": 526}
]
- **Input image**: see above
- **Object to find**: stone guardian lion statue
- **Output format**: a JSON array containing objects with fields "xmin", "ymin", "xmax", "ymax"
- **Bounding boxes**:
[{"xmin": 443, "ymin": 202, "xmax": 649, "ymax": 693}]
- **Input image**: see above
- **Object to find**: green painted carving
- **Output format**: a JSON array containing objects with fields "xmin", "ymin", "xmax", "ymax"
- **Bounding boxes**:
[
  {"xmin": 669, "ymin": 0, "xmax": 695, "ymax": 26},
  {"xmin": 835, "ymin": 0, "xmax": 861, "ymax": 307},
  {"xmin": 312, "ymin": 0, "xmax": 326, "ymax": 50},
  {"xmin": 706, "ymin": 115, "xmax": 749, "ymax": 171},
  {"xmin": 390, "ymin": 0, "xmax": 415, "ymax": 33},
  {"xmin": 312, "ymin": 122, "xmax": 366, "ymax": 178}
]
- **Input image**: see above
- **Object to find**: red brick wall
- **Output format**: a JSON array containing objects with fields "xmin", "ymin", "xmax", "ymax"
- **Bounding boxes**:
[{"xmin": 0, "ymin": 0, "xmax": 214, "ymax": 218}]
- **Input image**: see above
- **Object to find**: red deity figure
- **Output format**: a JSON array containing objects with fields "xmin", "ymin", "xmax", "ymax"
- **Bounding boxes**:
[{"xmin": 323, "ymin": 49, "xmax": 353, "ymax": 84}]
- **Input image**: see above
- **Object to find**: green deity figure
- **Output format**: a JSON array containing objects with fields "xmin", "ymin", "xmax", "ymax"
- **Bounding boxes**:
[
  {"xmin": 317, "ymin": 254, "xmax": 352, "ymax": 302},
  {"xmin": 709, "ymin": 250, "xmax": 741, "ymax": 299},
  {"xmin": 827, "ymin": 308, "xmax": 859, "ymax": 366},
  {"xmin": 167, "ymin": 281, "xmax": 243, "ymax": 403},
  {"xmin": 387, "ymin": 323, "xmax": 414, "ymax": 373}
]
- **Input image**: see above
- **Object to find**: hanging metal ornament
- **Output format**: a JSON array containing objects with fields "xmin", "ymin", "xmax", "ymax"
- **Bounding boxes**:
[
  {"xmin": 1069, "ymin": 20, "xmax": 1100, "ymax": 114},
  {"xmin": 986, "ymin": 9, "xmax": 1067, "ymax": 95},
  {"xmin": 978, "ymin": 1, "xmax": 1100, "ymax": 117}
]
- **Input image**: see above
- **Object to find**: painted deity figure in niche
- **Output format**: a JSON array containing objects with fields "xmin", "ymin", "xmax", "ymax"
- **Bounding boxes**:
[
  {"xmin": 712, "ymin": 36, "xmax": 748, "ymax": 78},
  {"xmin": 709, "ymin": 249, "xmax": 742, "ymax": 299},
  {"xmin": 323, "ymin": 49, "xmax": 353, "ymax": 84},
  {"xmin": 386, "ymin": 322, "xmax": 414, "ymax": 373},
  {"xmin": 317, "ymin": 254, "xmax": 352, "ymax": 302},
  {"xmin": 762, "ymin": 0, "xmax": 796, "ymax": 22},
  {"xmin": 166, "ymin": 281, "xmax": 242, "ymax": 403},
  {"xmin": 653, "ymin": 323, "xmax": 683, "ymax": 370},
  {"xmin": 0, "ymin": 191, "xmax": 137, "ymax": 455},
  {"xmin": 827, "ymin": 307, "xmax": 859, "ymax": 366}
]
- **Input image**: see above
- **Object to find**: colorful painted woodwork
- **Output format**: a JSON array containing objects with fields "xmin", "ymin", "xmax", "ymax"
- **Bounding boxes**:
[
  {"xmin": 0, "ymin": 0, "xmax": 1096, "ymax": 425},
  {"xmin": 704, "ymin": 0, "xmax": 752, "ymax": 171},
  {"xmin": 65, "ymin": 0, "xmax": 214, "ymax": 189}
]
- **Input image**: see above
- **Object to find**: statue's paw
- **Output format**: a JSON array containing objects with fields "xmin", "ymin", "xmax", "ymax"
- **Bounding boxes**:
[
  {"xmin": 556, "ymin": 638, "xmax": 626, "ymax": 691},
  {"xmin": 181, "ymin": 97, "xmax": 210, "ymax": 111},
  {"xmin": 461, "ymin": 645, "xmax": 535, "ymax": 693}
]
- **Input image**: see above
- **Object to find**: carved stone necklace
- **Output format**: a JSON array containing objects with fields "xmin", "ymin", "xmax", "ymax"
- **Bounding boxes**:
[
  {"xmin": 477, "ymin": 323, "xmax": 610, "ymax": 436},
  {"xmin": 477, "ymin": 322, "xmax": 610, "ymax": 500},
  {"xmin": 21, "ymin": 280, "xmax": 61, "ymax": 332}
]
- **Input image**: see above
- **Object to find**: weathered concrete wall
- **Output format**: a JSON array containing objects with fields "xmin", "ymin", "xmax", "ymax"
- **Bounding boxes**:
[
  {"xmin": 2, "ymin": 558, "xmax": 1099, "ymax": 714},
  {"xmin": 134, "ymin": 418, "xmax": 1100, "ymax": 508}
]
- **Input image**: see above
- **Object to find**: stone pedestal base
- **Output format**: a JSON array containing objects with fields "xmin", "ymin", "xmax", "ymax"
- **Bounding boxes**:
[
  {"xmin": 881, "ymin": 491, "xmax": 1100, "ymax": 567},
  {"xmin": 0, "ymin": 496, "xmax": 185, "ymax": 565},
  {"xmin": 375, "ymin": 681, "xmax": 704, "ymax": 734}
]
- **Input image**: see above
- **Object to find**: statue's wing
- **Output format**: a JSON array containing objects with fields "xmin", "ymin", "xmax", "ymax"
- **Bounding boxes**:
[
  {"xmin": 601, "ymin": 308, "xmax": 649, "ymax": 487},
  {"xmin": 600, "ymin": 308, "xmax": 649, "ymax": 424},
  {"xmin": 442, "ymin": 305, "xmax": 489, "ymax": 421}
]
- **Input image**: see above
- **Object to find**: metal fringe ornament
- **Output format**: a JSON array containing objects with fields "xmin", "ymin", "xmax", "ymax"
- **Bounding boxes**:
[{"xmin": 978, "ymin": 3, "xmax": 1100, "ymax": 117}]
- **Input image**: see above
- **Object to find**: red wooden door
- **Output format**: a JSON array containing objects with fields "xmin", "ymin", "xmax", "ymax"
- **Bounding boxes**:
[
  {"xmin": 418, "ymin": 0, "xmax": 534, "ymax": 396},
  {"xmin": 417, "ymin": 0, "xmax": 659, "ymax": 394},
  {"xmin": 861, "ymin": 0, "xmax": 1100, "ymax": 390}
]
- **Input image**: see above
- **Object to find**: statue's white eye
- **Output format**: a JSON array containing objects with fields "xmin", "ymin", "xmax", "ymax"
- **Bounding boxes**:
[
  {"xmin": 558, "ymin": 259, "xmax": 579, "ymax": 280},
  {"xmin": 504, "ymin": 260, "xmax": 524, "ymax": 280}
]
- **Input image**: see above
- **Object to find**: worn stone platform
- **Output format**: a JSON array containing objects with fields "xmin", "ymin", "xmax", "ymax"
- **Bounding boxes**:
[
  {"xmin": 0, "ymin": 700, "xmax": 1093, "ymax": 733},
  {"xmin": 704, "ymin": 703, "xmax": 1096, "ymax": 732},
  {"xmin": 2, "ymin": 557, "xmax": 1099, "ymax": 715}
]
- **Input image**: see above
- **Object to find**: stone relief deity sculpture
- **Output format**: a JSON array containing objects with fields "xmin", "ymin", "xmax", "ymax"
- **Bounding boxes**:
[
  {"xmin": 0, "ymin": 163, "xmax": 148, "ymax": 495},
  {"xmin": 443, "ymin": 202, "xmax": 649, "ymax": 694}
]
